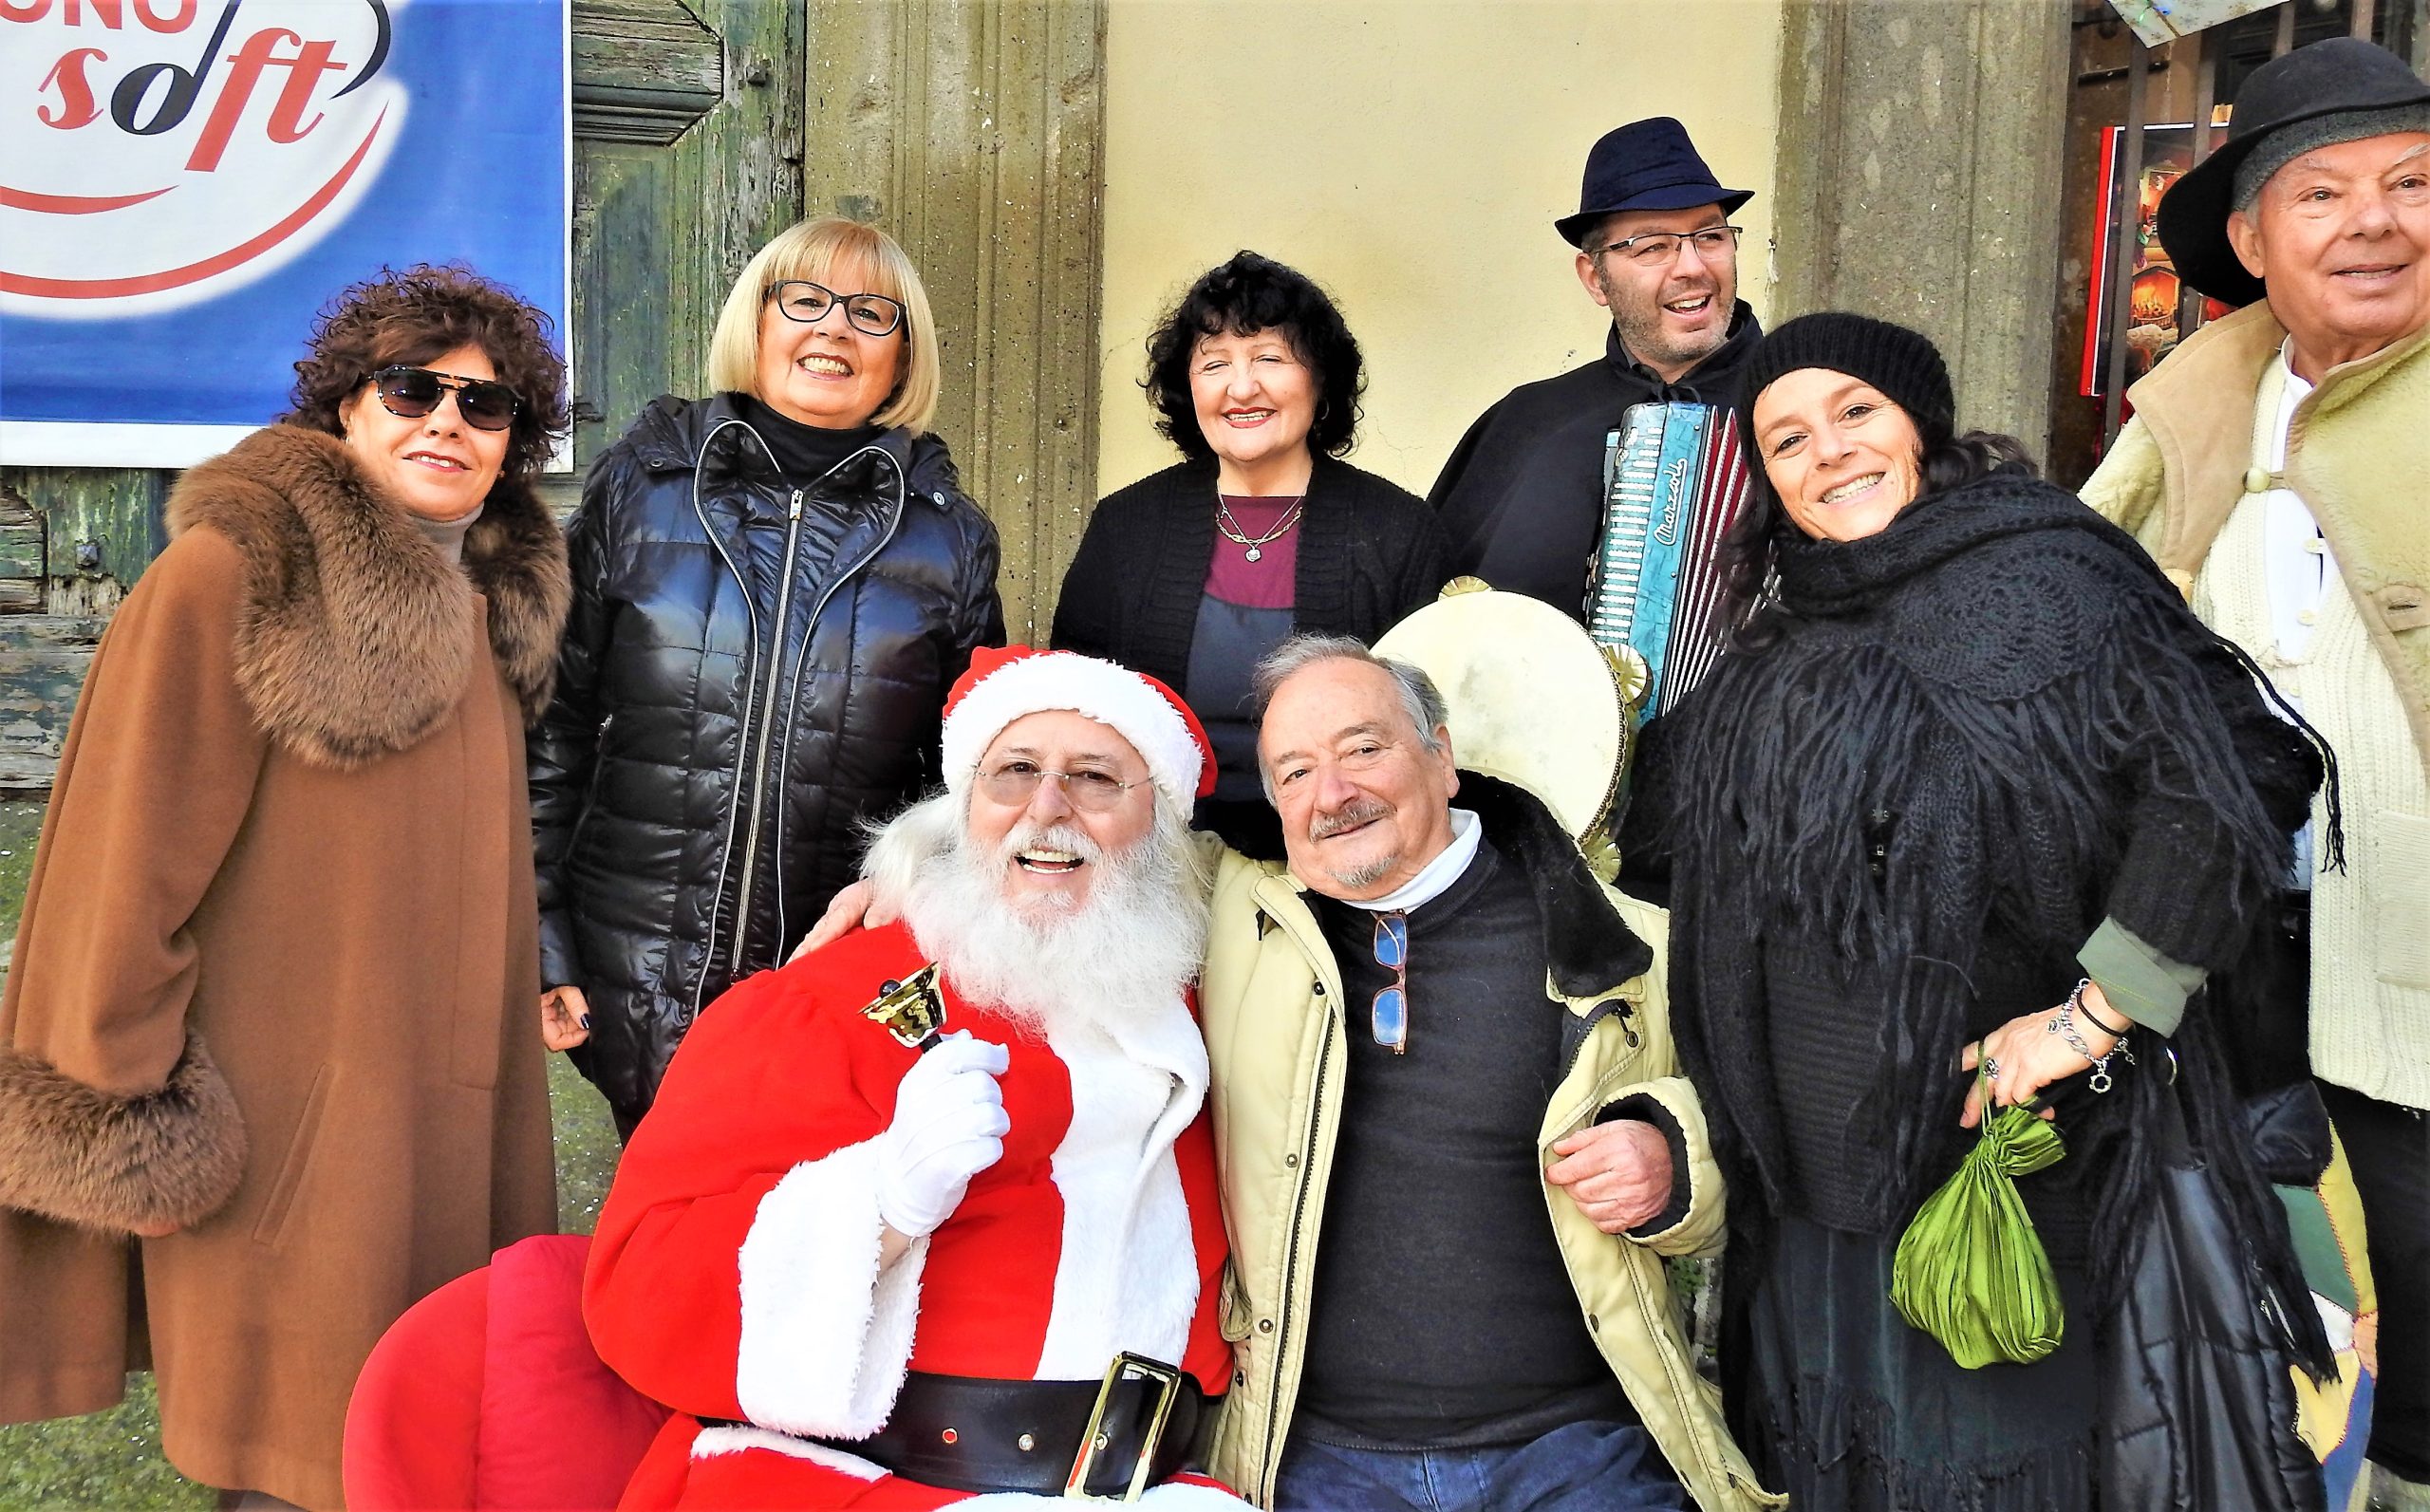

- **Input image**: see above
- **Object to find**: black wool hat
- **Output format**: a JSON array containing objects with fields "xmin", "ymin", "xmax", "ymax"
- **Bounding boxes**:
[
  {"xmin": 1556, "ymin": 117, "xmax": 1754, "ymax": 247},
  {"xmin": 1733, "ymin": 313, "xmax": 1956, "ymax": 461},
  {"xmin": 2158, "ymin": 37, "xmax": 2430, "ymax": 308}
]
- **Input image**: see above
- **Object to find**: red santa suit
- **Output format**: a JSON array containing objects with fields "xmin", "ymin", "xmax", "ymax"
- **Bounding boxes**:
[{"xmin": 583, "ymin": 919, "xmax": 1240, "ymax": 1509}]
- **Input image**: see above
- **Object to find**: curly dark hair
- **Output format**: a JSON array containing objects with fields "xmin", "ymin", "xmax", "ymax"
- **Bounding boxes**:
[
  {"xmin": 1142, "ymin": 252, "xmax": 1363, "ymax": 461},
  {"xmin": 281, "ymin": 264, "xmax": 570, "ymax": 484}
]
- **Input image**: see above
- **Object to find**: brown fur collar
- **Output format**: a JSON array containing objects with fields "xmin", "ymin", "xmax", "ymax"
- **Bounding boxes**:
[
  {"xmin": 0, "ymin": 1030, "xmax": 246, "ymax": 1235},
  {"xmin": 164, "ymin": 424, "xmax": 570, "ymax": 767}
]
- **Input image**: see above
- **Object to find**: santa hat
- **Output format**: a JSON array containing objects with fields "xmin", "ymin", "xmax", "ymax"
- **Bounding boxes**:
[{"xmin": 940, "ymin": 646, "xmax": 1216, "ymax": 804}]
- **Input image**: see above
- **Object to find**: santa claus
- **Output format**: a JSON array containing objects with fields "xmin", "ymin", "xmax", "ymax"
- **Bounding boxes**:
[{"xmin": 583, "ymin": 647, "xmax": 1246, "ymax": 1508}]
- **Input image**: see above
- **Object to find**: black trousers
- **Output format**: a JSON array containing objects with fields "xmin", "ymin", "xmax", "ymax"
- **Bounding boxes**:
[{"xmin": 2319, "ymin": 1078, "xmax": 2430, "ymax": 1481}]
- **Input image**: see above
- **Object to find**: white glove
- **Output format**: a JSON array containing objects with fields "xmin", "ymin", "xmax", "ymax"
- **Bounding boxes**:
[{"xmin": 874, "ymin": 1034, "xmax": 1011, "ymax": 1239}]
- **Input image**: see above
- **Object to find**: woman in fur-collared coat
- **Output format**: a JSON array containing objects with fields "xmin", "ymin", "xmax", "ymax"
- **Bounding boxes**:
[{"xmin": 0, "ymin": 267, "xmax": 570, "ymax": 1509}]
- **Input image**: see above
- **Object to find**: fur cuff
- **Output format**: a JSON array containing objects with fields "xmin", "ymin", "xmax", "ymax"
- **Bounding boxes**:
[
  {"xmin": 735, "ymin": 1139, "xmax": 926, "ymax": 1438},
  {"xmin": 0, "ymin": 1032, "xmax": 248, "ymax": 1234}
]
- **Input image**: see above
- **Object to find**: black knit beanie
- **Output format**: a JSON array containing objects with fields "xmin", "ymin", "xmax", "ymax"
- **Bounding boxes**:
[{"xmin": 1734, "ymin": 312, "xmax": 1955, "ymax": 462}]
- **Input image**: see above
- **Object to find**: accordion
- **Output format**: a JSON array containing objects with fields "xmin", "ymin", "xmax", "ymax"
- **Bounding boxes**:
[{"xmin": 1585, "ymin": 401, "xmax": 1752, "ymax": 719}]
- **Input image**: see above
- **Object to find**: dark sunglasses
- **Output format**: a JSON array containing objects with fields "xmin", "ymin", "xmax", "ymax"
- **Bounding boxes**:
[
  {"xmin": 370, "ymin": 365, "xmax": 521, "ymax": 432},
  {"xmin": 1372, "ymin": 910, "xmax": 1409, "ymax": 1055},
  {"xmin": 764, "ymin": 280, "xmax": 907, "ymax": 338}
]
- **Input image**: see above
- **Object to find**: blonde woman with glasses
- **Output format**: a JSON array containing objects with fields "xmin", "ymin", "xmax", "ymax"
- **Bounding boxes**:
[{"xmin": 530, "ymin": 216, "xmax": 1003, "ymax": 1136}]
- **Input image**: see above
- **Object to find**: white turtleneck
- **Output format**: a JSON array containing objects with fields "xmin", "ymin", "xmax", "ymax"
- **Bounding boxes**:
[{"xmin": 1334, "ymin": 807, "xmax": 1483, "ymax": 914}]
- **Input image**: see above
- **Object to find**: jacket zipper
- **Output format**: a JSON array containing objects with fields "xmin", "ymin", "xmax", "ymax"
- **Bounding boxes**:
[
  {"xmin": 764, "ymin": 455, "xmax": 907, "ymax": 952},
  {"xmin": 726, "ymin": 487, "xmax": 807, "ymax": 959},
  {"xmin": 1543, "ymin": 993, "xmax": 1760, "ymax": 1506},
  {"xmin": 1261, "ymin": 1017, "xmax": 1333, "ymax": 1504},
  {"xmin": 687, "ymin": 421, "xmax": 769, "ymax": 1017},
  {"xmin": 568, "ymin": 711, "xmax": 616, "ymax": 849},
  {"xmin": 1617, "ymin": 1216, "xmax": 1745, "ymax": 1500},
  {"xmin": 1561, "ymin": 991, "xmax": 1637, "ymax": 1085}
]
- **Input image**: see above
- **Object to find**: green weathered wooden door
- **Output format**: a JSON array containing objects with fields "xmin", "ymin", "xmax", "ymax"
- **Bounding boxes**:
[
  {"xmin": 0, "ymin": 0, "xmax": 804, "ymax": 789},
  {"xmin": 568, "ymin": 0, "xmax": 805, "ymax": 476}
]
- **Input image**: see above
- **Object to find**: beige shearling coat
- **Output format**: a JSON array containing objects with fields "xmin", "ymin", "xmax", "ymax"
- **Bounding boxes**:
[
  {"xmin": 0, "ymin": 424, "xmax": 568, "ymax": 1508},
  {"xmin": 2083, "ymin": 301, "xmax": 2430, "ymax": 766},
  {"xmin": 1194, "ymin": 775, "xmax": 1778, "ymax": 1511}
]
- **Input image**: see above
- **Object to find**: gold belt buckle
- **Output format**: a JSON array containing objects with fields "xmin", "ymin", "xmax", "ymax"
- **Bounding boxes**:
[{"xmin": 1064, "ymin": 1352, "xmax": 1184, "ymax": 1502}]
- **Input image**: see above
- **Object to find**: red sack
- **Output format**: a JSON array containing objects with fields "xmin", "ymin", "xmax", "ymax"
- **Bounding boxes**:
[{"xmin": 346, "ymin": 1234, "xmax": 673, "ymax": 1509}]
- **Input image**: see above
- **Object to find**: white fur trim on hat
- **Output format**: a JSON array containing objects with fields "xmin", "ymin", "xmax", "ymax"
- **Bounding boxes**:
[{"xmin": 942, "ymin": 653, "xmax": 1204, "ymax": 804}]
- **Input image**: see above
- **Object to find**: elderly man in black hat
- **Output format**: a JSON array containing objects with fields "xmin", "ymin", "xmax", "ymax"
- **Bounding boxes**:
[
  {"xmin": 1429, "ymin": 118, "xmax": 1764, "ymax": 619},
  {"xmin": 2084, "ymin": 35, "xmax": 2430, "ymax": 1503}
]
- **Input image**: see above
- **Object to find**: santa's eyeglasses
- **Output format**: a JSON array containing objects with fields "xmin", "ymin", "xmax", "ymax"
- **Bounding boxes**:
[{"xmin": 977, "ymin": 759, "xmax": 1147, "ymax": 812}]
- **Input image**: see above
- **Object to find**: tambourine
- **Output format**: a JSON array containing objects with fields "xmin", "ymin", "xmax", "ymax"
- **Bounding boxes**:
[{"xmin": 1374, "ymin": 579, "xmax": 1644, "ymax": 850}]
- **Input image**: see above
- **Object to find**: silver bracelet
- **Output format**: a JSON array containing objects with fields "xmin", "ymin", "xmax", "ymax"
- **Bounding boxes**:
[{"xmin": 2047, "ymin": 978, "xmax": 2134, "ymax": 1093}]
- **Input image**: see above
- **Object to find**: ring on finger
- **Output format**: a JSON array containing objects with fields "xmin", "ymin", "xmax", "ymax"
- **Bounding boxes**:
[{"xmin": 1983, "ymin": 1055, "xmax": 2003, "ymax": 1085}]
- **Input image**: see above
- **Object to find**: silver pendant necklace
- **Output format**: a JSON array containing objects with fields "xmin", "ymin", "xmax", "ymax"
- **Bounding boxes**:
[{"xmin": 1215, "ymin": 490, "xmax": 1305, "ymax": 563}]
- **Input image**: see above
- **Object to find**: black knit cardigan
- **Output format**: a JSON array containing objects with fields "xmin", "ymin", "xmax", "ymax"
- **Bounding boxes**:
[
  {"xmin": 1049, "ymin": 455, "xmax": 1449, "ymax": 691},
  {"xmin": 1622, "ymin": 473, "xmax": 2327, "ymax": 1349}
]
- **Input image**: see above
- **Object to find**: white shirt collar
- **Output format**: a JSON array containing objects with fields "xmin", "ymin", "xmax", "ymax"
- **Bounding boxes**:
[
  {"xmin": 1333, "ymin": 807, "xmax": 1484, "ymax": 914},
  {"xmin": 2266, "ymin": 337, "xmax": 2313, "ymax": 471}
]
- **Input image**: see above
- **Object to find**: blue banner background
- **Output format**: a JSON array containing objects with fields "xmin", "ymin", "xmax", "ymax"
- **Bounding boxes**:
[{"xmin": 0, "ymin": 0, "xmax": 567, "ymax": 432}]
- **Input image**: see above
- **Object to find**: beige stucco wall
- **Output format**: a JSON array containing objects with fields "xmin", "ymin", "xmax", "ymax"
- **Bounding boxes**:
[{"xmin": 1094, "ymin": 0, "xmax": 1786, "ymax": 503}]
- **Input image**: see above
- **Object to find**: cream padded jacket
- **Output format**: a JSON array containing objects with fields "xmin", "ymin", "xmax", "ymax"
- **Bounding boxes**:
[{"xmin": 1190, "ymin": 786, "xmax": 1780, "ymax": 1511}]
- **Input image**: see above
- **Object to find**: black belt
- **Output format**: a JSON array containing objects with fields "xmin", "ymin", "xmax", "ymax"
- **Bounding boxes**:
[{"xmin": 727, "ymin": 1353, "xmax": 1217, "ymax": 1501}]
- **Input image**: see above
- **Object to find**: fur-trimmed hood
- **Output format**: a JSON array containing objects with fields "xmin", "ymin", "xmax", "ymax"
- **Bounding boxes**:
[{"xmin": 165, "ymin": 423, "xmax": 570, "ymax": 767}]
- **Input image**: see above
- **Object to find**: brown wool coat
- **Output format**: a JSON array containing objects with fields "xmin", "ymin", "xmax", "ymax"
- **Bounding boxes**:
[{"xmin": 0, "ymin": 424, "xmax": 570, "ymax": 1508}]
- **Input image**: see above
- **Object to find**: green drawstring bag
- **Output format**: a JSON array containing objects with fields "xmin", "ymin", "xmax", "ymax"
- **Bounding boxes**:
[{"xmin": 1889, "ymin": 1081, "xmax": 2068, "ymax": 1369}]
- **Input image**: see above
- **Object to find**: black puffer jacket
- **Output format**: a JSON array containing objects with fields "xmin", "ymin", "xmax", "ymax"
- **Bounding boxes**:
[{"xmin": 530, "ymin": 394, "xmax": 1002, "ymax": 1126}]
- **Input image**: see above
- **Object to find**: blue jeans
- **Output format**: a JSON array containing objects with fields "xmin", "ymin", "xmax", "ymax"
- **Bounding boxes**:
[{"xmin": 1271, "ymin": 1420, "xmax": 1690, "ymax": 1512}]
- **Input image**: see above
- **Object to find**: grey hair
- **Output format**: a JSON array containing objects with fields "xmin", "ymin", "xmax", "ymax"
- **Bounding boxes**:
[
  {"xmin": 1247, "ymin": 634, "xmax": 1449, "ymax": 799},
  {"xmin": 2234, "ymin": 103, "xmax": 2430, "ymax": 211}
]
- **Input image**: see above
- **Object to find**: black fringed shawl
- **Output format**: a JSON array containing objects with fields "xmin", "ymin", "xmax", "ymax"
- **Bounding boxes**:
[{"xmin": 1625, "ymin": 473, "xmax": 2327, "ymax": 1359}]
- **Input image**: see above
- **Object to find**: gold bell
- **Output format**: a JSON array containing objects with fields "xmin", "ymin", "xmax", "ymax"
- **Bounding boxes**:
[{"xmin": 861, "ymin": 962, "xmax": 947, "ymax": 1050}]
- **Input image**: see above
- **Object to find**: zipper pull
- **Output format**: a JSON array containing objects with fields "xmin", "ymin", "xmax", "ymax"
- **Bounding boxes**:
[{"xmin": 789, "ymin": 487, "xmax": 804, "ymax": 520}]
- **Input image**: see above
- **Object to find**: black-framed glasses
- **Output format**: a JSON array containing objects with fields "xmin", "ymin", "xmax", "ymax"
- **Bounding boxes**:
[
  {"xmin": 977, "ymin": 759, "xmax": 1147, "ymax": 813},
  {"xmin": 370, "ymin": 365, "xmax": 521, "ymax": 432},
  {"xmin": 1596, "ymin": 225, "xmax": 1743, "ymax": 268},
  {"xmin": 765, "ymin": 280, "xmax": 907, "ymax": 338},
  {"xmin": 1372, "ymin": 909, "xmax": 1409, "ymax": 1055}
]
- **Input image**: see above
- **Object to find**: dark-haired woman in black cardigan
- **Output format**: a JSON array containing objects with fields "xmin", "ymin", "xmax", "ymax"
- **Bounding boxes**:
[{"xmin": 1053, "ymin": 252, "xmax": 1447, "ymax": 847}]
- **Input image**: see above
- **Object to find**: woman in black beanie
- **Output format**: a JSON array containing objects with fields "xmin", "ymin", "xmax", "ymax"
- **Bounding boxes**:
[{"xmin": 1621, "ymin": 312, "xmax": 2331, "ymax": 1507}]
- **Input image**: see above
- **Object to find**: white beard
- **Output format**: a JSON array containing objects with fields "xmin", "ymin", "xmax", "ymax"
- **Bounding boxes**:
[{"xmin": 862, "ymin": 792, "xmax": 1210, "ymax": 1041}]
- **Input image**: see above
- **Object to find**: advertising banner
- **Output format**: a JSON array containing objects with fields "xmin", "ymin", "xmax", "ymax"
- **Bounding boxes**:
[
  {"xmin": 2080, "ymin": 120, "xmax": 2233, "ymax": 398},
  {"xmin": 0, "ymin": 0, "xmax": 570, "ymax": 468}
]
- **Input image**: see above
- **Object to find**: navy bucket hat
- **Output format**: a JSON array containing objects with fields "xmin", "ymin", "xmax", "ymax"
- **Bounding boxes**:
[{"xmin": 1556, "ymin": 117, "xmax": 1754, "ymax": 247}]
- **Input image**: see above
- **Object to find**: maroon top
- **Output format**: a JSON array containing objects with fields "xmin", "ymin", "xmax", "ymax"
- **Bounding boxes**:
[{"xmin": 1204, "ymin": 495, "xmax": 1301, "ymax": 607}]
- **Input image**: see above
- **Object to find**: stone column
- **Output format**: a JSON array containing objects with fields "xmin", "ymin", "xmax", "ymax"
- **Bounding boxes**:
[
  {"xmin": 1771, "ymin": 0, "xmax": 2074, "ymax": 459},
  {"xmin": 799, "ymin": 0, "xmax": 1110, "ymax": 640}
]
